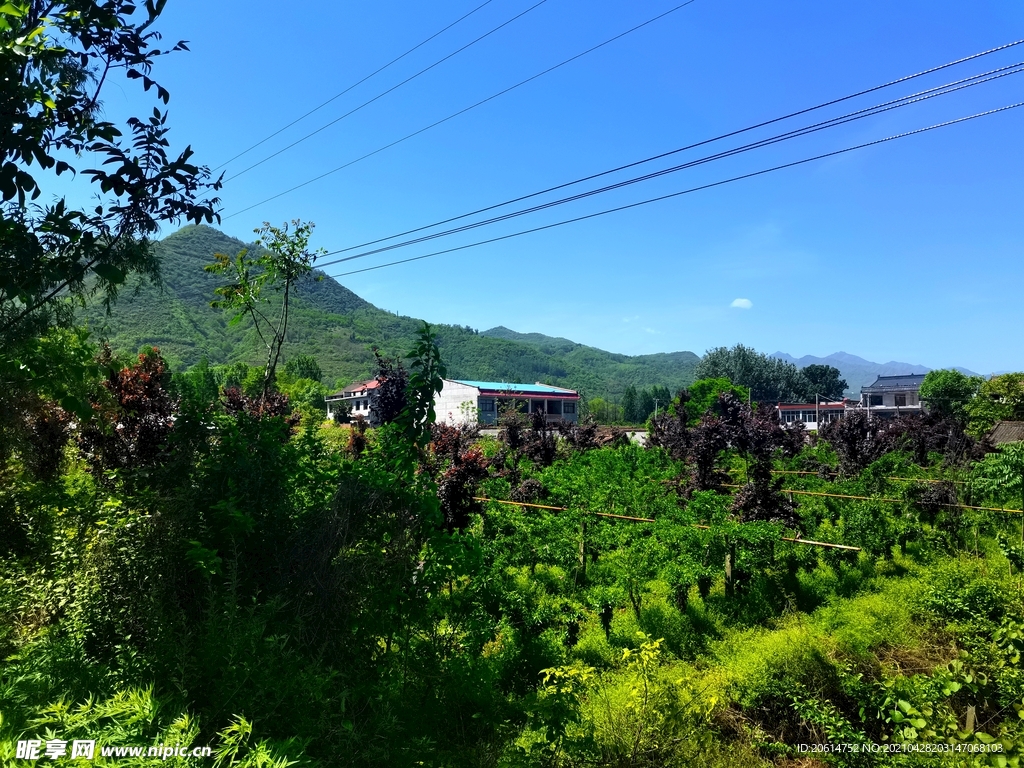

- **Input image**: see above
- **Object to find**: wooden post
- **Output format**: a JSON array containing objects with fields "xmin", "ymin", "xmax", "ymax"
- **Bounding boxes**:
[{"xmin": 725, "ymin": 538, "xmax": 735, "ymax": 598}]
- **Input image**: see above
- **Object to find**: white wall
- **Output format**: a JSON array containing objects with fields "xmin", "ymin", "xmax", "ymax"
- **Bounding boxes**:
[{"xmin": 434, "ymin": 380, "xmax": 481, "ymax": 426}]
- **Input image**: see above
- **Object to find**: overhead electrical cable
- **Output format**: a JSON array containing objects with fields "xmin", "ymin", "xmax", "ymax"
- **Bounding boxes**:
[
  {"xmin": 322, "ymin": 37, "xmax": 1024, "ymax": 256},
  {"xmin": 224, "ymin": 0, "xmax": 550, "ymax": 182},
  {"xmin": 324, "ymin": 103, "xmax": 1023, "ymax": 278},
  {"xmin": 313, "ymin": 61, "xmax": 1024, "ymax": 268},
  {"xmin": 213, "ymin": 0, "xmax": 498, "ymax": 171},
  {"xmin": 223, "ymin": 0, "xmax": 701, "ymax": 218}
]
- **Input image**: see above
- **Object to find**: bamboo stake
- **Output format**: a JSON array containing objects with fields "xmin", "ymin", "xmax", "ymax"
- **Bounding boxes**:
[{"xmin": 473, "ymin": 497, "xmax": 861, "ymax": 551}]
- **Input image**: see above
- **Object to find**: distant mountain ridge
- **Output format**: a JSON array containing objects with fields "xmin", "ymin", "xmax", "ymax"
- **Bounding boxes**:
[
  {"xmin": 77, "ymin": 225, "xmax": 700, "ymax": 399},
  {"xmin": 770, "ymin": 351, "xmax": 980, "ymax": 394},
  {"xmin": 482, "ymin": 326, "xmax": 701, "ymax": 369},
  {"xmin": 81, "ymin": 226, "xmax": 988, "ymax": 402}
]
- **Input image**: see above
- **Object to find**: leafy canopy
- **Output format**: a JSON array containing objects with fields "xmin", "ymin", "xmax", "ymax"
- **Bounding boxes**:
[
  {"xmin": 695, "ymin": 344, "xmax": 813, "ymax": 403},
  {"xmin": 0, "ymin": 0, "xmax": 220, "ymax": 461},
  {"xmin": 919, "ymin": 368, "xmax": 981, "ymax": 419}
]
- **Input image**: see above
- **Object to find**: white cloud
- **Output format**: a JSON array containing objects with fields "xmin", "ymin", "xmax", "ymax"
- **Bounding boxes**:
[
  {"xmin": 643, "ymin": 327, "xmax": 660, "ymax": 335},
  {"xmin": 730, "ymin": 298, "xmax": 753, "ymax": 309}
]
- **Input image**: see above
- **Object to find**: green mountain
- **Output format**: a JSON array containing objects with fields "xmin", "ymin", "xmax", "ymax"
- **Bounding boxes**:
[
  {"xmin": 79, "ymin": 225, "xmax": 699, "ymax": 398},
  {"xmin": 481, "ymin": 326, "xmax": 701, "ymax": 394}
]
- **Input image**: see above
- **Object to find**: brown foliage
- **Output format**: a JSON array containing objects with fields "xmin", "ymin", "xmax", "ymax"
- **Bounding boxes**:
[
  {"xmin": 428, "ymin": 423, "xmax": 488, "ymax": 532},
  {"xmin": 22, "ymin": 401, "xmax": 73, "ymax": 480},
  {"xmin": 79, "ymin": 347, "xmax": 177, "ymax": 472}
]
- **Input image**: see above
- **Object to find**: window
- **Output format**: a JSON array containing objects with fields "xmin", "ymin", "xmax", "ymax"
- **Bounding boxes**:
[
  {"xmin": 547, "ymin": 400, "xmax": 563, "ymax": 415},
  {"xmin": 479, "ymin": 399, "xmax": 495, "ymax": 412},
  {"xmin": 564, "ymin": 402, "xmax": 576, "ymax": 414},
  {"xmin": 895, "ymin": 394, "xmax": 906, "ymax": 407},
  {"xmin": 869, "ymin": 395, "xmax": 883, "ymax": 406}
]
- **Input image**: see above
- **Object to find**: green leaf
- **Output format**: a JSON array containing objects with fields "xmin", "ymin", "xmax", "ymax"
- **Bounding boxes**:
[{"xmin": 93, "ymin": 262, "xmax": 126, "ymax": 284}]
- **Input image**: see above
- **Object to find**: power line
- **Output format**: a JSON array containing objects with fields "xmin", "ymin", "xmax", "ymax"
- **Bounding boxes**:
[
  {"xmin": 325, "ymin": 102, "xmax": 1023, "ymax": 278},
  {"xmin": 316, "ymin": 37, "xmax": 1024, "ymax": 256},
  {"xmin": 213, "ymin": 0, "xmax": 498, "ymax": 171},
  {"xmin": 223, "ymin": 0, "xmax": 549, "ymax": 183},
  {"xmin": 223, "ymin": 0, "xmax": 702, "ymax": 219},
  {"xmin": 314, "ymin": 61, "xmax": 1024, "ymax": 269}
]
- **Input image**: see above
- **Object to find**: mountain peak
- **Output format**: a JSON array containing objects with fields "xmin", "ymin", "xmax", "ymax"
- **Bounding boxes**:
[
  {"xmin": 79, "ymin": 226, "xmax": 700, "ymax": 398},
  {"xmin": 770, "ymin": 350, "xmax": 980, "ymax": 393}
]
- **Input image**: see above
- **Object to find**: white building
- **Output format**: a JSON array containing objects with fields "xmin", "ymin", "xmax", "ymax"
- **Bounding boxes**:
[
  {"xmin": 777, "ymin": 400, "xmax": 848, "ymax": 430},
  {"xmin": 325, "ymin": 378, "xmax": 381, "ymax": 424},
  {"xmin": 434, "ymin": 380, "xmax": 580, "ymax": 427},
  {"xmin": 860, "ymin": 374, "xmax": 926, "ymax": 419}
]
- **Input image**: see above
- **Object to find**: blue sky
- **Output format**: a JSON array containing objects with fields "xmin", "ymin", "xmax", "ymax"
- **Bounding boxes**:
[{"xmin": 104, "ymin": 0, "xmax": 1024, "ymax": 373}]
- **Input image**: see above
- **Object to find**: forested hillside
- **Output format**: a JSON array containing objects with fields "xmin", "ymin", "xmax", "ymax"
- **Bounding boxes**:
[{"xmin": 79, "ymin": 225, "xmax": 699, "ymax": 398}]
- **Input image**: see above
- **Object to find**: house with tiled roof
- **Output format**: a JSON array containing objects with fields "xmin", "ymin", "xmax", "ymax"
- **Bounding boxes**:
[
  {"xmin": 859, "ymin": 374, "xmax": 927, "ymax": 419},
  {"xmin": 435, "ymin": 379, "xmax": 580, "ymax": 426},
  {"xmin": 325, "ymin": 378, "xmax": 381, "ymax": 424},
  {"xmin": 988, "ymin": 421, "xmax": 1024, "ymax": 446}
]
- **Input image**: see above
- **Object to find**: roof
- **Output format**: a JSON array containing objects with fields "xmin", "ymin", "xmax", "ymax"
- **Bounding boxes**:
[
  {"xmin": 451, "ymin": 379, "xmax": 579, "ymax": 397},
  {"xmin": 326, "ymin": 379, "xmax": 379, "ymax": 399},
  {"xmin": 862, "ymin": 374, "xmax": 927, "ymax": 392},
  {"xmin": 989, "ymin": 421, "xmax": 1024, "ymax": 445},
  {"xmin": 777, "ymin": 401, "xmax": 847, "ymax": 410}
]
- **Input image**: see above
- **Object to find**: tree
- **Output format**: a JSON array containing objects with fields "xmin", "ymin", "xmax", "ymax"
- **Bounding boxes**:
[
  {"xmin": 206, "ymin": 220, "xmax": 324, "ymax": 405},
  {"xmin": 976, "ymin": 442, "xmax": 1024, "ymax": 512},
  {"xmin": 174, "ymin": 358, "xmax": 219, "ymax": 414},
  {"xmin": 1, "ymin": 0, "xmax": 220, "ymax": 453},
  {"xmin": 801, "ymin": 364, "xmax": 848, "ymax": 400},
  {"xmin": 919, "ymin": 369, "xmax": 981, "ymax": 420},
  {"xmin": 622, "ymin": 385, "xmax": 640, "ymax": 424},
  {"xmin": 649, "ymin": 385, "xmax": 672, "ymax": 417},
  {"xmin": 695, "ymin": 345, "xmax": 811, "ymax": 403},
  {"xmin": 79, "ymin": 346, "xmax": 176, "ymax": 475},
  {"xmin": 370, "ymin": 348, "xmax": 409, "ymax": 426},
  {"xmin": 967, "ymin": 373, "xmax": 1024, "ymax": 436},
  {"xmin": 681, "ymin": 378, "xmax": 749, "ymax": 424},
  {"xmin": 587, "ymin": 397, "xmax": 621, "ymax": 424},
  {"xmin": 726, "ymin": 399, "xmax": 799, "ymax": 527},
  {"xmin": 638, "ymin": 388, "xmax": 655, "ymax": 422},
  {"xmin": 284, "ymin": 354, "xmax": 323, "ymax": 383}
]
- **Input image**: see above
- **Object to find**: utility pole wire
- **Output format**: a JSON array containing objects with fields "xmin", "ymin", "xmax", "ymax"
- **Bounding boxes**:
[
  {"xmin": 326, "ymin": 102, "xmax": 1023, "ymax": 278},
  {"xmin": 313, "ymin": 61, "xmax": 1024, "ymax": 269},
  {"xmin": 213, "ymin": 0, "xmax": 498, "ymax": 171},
  {"xmin": 226, "ymin": 35, "xmax": 1024, "ymax": 227},
  {"xmin": 223, "ymin": 0, "xmax": 702, "ymax": 218},
  {"xmin": 223, "ymin": 0, "xmax": 550, "ymax": 183}
]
